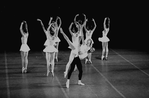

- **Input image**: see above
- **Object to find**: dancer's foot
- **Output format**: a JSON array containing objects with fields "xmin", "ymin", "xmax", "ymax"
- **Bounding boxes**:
[
  {"xmin": 66, "ymin": 80, "xmax": 70, "ymax": 88},
  {"xmin": 22, "ymin": 67, "xmax": 25, "ymax": 73},
  {"xmin": 24, "ymin": 68, "xmax": 27, "ymax": 73},
  {"xmin": 47, "ymin": 70, "xmax": 50, "ymax": 76},
  {"xmin": 101, "ymin": 56, "xmax": 104, "ymax": 60},
  {"xmin": 105, "ymin": 57, "xmax": 108, "ymax": 60},
  {"xmin": 51, "ymin": 71, "xmax": 54, "ymax": 77},
  {"xmin": 78, "ymin": 81, "xmax": 85, "ymax": 86},
  {"xmin": 89, "ymin": 60, "xmax": 92, "ymax": 64}
]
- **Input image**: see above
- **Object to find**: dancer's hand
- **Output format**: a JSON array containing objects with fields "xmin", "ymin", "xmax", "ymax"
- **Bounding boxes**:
[{"xmin": 37, "ymin": 19, "xmax": 41, "ymax": 22}]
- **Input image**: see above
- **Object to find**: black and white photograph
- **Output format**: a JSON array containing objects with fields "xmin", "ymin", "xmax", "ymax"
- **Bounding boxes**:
[{"xmin": 0, "ymin": 1, "xmax": 149, "ymax": 98}]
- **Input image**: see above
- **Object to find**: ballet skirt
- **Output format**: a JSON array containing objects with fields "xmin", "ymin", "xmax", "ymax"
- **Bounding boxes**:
[
  {"xmin": 98, "ymin": 30, "xmax": 110, "ymax": 42},
  {"xmin": 20, "ymin": 44, "xmax": 30, "ymax": 52},
  {"xmin": 44, "ymin": 39, "xmax": 49, "ymax": 46},
  {"xmin": 98, "ymin": 36, "xmax": 110, "ymax": 42},
  {"xmin": 54, "ymin": 37, "xmax": 61, "ymax": 43},
  {"xmin": 43, "ymin": 39, "xmax": 58, "ymax": 52},
  {"xmin": 20, "ymin": 36, "xmax": 30, "ymax": 52},
  {"xmin": 43, "ymin": 45, "xmax": 58, "ymax": 52}
]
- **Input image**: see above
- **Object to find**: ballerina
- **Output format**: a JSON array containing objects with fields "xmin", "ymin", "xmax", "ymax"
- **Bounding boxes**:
[
  {"xmin": 37, "ymin": 18, "xmax": 58, "ymax": 76},
  {"xmin": 98, "ymin": 17, "xmax": 110, "ymax": 60},
  {"xmin": 20, "ymin": 21, "xmax": 30, "ymax": 73},
  {"xmin": 54, "ymin": 17, "xmax": 62, "ymax": 62},
  {"xmin": 84, "ymin": 18, "xmax": 96, "ymax": 63}
]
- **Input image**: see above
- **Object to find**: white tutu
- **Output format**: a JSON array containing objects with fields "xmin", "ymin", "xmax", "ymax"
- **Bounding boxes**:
[
  {"xmin": 98, "ymin": 36, "xmax": 110, "ymax": 42},
  {"xmin": 44, "ymin": 39, "xmax": 49, "ymax": 46},
  {"xmin": 20, "ymin": 44, "xmax": 30, "ymax": 52},
  {"xmin": 55, "ymin": 37, "xmax": 61, "ymax": 43},
  {"xmin": 43, "ymin": 45, "xmax": 58, "ymax": 52}
]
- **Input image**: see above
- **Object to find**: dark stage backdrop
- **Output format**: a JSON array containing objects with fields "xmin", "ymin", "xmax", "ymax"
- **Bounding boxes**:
[{"xmin": 1, "ymin": 1, "xmax": 149, "ymax": 53}]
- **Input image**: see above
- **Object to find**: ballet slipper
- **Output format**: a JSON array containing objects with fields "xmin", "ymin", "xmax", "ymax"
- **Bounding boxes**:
[
  {"xmin": 78, "ymin": 81, "xmax": 85, "ymax": 86},
  {"xmin": 24, "ymin": 68, "xmax": 27, "ymax": 73},
  {"xmin": 47, "ymin": 70, "xmax": 50, "ymax": 76},
  {"xmin": 22, "ymin": 67, "xmax": 25, "ymax": 73},
  {"xmin": 101, "ymin": 56, "xmax": 104, "ymax": 60},
  {"xmin": 51, "ymin": 71, "xmax": 54, "ymax": 77}
]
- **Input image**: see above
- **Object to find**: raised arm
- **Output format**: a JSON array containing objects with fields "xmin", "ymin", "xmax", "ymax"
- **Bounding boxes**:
[
  {"xmin": 56, "ymin": 16, "xmax": 62, "ymax": 29},
  {"xmin": 48, "ymin": 17, "xmax": 53, "ymax": 26},
  {"xmin": 69, "ymin": 22, "xmax": 74, "ymax": 36},
  {"xmin": 20, "ymin": 22, "xmax": 24, "ymax": 36},
  {"xmin": 103, "ymin": 17, "xmax": 107, "ymax": 30},
  {"xmin": 104, "ymin": 17, "xmax": 110, "ymax": 35},
  {"xmin": 83, "ymin": 18, "xmax": 88, "ymax": 33},
  {"xmin": 55, "ymin": 17, "xmax": 62, "ymax": 36},
  {"xmin": 37, "ymin": 19, "xmax": 47, "ymax": 33},
  {"xmin": 74, "ymin": 14, "xmax": 79, "ymax": 23},
  {"xmin": 24, "ymin": 21, "xmax": 29, "ymax": 34},
  {"xmin": 107, "ymin": 17, "xmax": 110, "ymax": 29},
  {"xmin": 91, "ymin": 18, "xmax": 96, "ymax": 33},
  {"xmin": 60, "ymin": 28, "xmax": 75, "ymax": 50}
]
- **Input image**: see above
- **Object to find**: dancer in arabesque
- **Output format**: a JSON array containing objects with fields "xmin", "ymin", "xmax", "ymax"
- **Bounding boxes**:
[{"xmin": 60, "ymin": 27, "xmax": 85, "ymax": 88}]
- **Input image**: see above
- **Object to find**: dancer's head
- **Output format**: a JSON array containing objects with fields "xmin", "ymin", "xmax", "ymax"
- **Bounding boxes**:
[{"xmin": 49, "ymin": 23, "xmax": 56, "ymax": 37}]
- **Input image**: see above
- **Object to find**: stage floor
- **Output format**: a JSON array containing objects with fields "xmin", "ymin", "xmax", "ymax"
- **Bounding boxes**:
[{"xmin": 0, "ymin": 49, "xmax": 149, "ymax": 98}]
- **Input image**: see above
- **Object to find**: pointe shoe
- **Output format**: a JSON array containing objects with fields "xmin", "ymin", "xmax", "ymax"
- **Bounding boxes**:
[
  {"xmin": 105, "ymin": 57, "xmax": 108, "ymax": 60},
  {"xmin": 24, "ymin": 68, "xmax": 27, "ymax": 73},
  {"xmin": 78, "ymin": 82, "xmax": 85, "ymax": 86},
  {"xmin": 51, "ymin": 72, "xmax": 54, "ymax": 77},
  {"xmin": 89, "ymin": 60, "xmax": 92, "ymax": 64},
  {"xmin": 101, "ymin": 56, "xmax": 104, "ymax": 60},
  {"xmin": 22, "ymin": 67, "xmax": 25, "ymax": 73},
  {"xmin": 47, "ymin": 71, "xmax": 50, "ymax": 76},
  {"xmin": 66, "ymin": 81, "xmax": 70, "ymax": 88}
]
